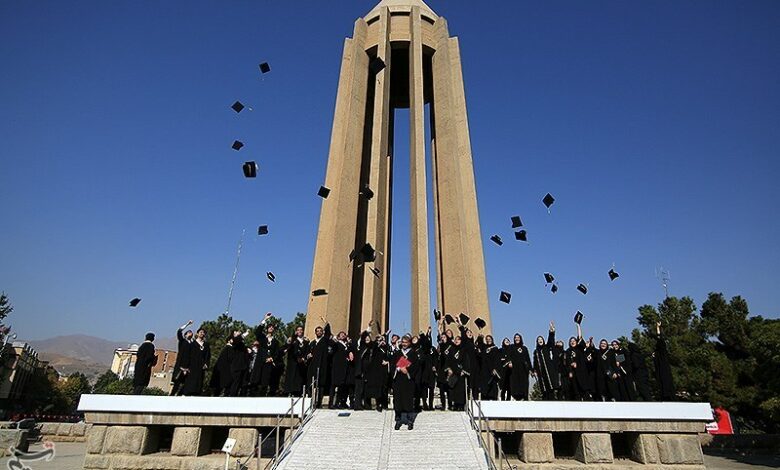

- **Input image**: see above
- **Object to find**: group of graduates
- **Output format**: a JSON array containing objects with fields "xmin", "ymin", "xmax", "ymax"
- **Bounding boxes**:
[{"xmin": 134, "ymin": 312, "xmax": 676, "ymax": 430}]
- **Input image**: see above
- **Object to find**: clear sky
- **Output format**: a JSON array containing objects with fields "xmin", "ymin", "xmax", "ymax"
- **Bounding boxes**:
[{"xmin": 1, "ymin": 0, "xmax": 778, "ymax": 345}]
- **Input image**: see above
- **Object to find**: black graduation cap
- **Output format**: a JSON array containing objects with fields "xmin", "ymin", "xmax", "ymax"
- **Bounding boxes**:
[
  {"xmin": 511, "ymin": 216, "xmax": 523, "ymax": 228},
  {"xmin": 490, "ymin": 235, "xmax": 503, "ymax": 246},
  {"xmin": 577, "ymin": 283, "xmax": 588, "ymax": 295},
  {"xmin": 312, "ymin": 289, "xmax": 328, "ymax": 297},
  {"xmin": 369, "ymin": 267, "xmax": 381, "ymax": 277},
  {"xmin": 551, "ymin": 284, "xmax": 558, "ymax": 294},
  {"xmin": 242, "ymin": 161, "xmax": 258, "ymax": 178},
  {"xmin": 360, "ymin": 185, "xmax": 374, "ymax": 200},
  {"xmin": 444, "ymin": 314, "xmax": 455, "ymax": 325},
  {"xmin": 543, "ymin": 193, "xmax": 555, "ymax": 210},
  {"xmin": 232, "ymin": 140, "xmax": 244, "ymax": 151},
  {"xmin": 574, "ymin": 311, "xmax": 584, "ymax": 325},
  {"xmin": 360, "ymin": 243, "xmax": 377, "ymax": 262},
  {"xmin": 259, "ymin": 62, "xmax": 271, "ymax": 74},
  {"xmin": 257, "ymin": 225, "xmax": 269, "ymax": 236},
  {"xmin": 544, "ymin": 272, "xmax": 555, "ymax": 284},
  {"xmin": 369, "ymin": 57, "xmax": 386, "ymax": 74},
  {"xmin": 608, "ymin": 268, "xmax": 620, "ymax": 281},
  {"xmin": 266, "ymin": 272, "xmax": 275, "ymax": 282},
  {"xmin": 514, "ymin": 230, "xmax": 528, "ymax": 242},
  {"xmin": 129, "ymin": 298, "xmax": 141, "ymax": 307},
  {"xmin": 231, "ymin": 101, "xmax": 245, "ymax": 113},
  {"xmin": 499, "ymin": 291, "xmax": 511, "ymax": 304},
  {"xmin": 433, "ymin": 309, "xmax": 442, "ymax": 322},
  {"xmin": 474, "ymin": 318, "xmax": 486, "ymax": 330},
  {"xmin": 318, "ymin": 186, "xmax": 331, "ymax": 199},
  {"xmin": 459, "ymin": 313, "xmax": 470, "ymax": 325}
]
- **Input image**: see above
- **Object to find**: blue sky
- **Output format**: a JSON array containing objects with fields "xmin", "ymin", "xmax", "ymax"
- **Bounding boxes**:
[{"xmin": 1, "ymin": 0, "xmax": 778, "ymax": 345}]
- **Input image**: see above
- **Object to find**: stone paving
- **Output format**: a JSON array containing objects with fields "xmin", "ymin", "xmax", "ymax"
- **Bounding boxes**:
[{"xmin": 275, "ymin": 409, "xmax": 489, "ymax": 470}]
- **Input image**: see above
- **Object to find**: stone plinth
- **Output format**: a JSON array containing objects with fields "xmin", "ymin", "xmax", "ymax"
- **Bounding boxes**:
[{"xmin": 518, "ymin": 432, "xmax": 554, "ymax": 463}]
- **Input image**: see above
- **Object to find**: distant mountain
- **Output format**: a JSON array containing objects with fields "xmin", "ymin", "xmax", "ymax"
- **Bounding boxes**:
[
  {"xmin": 41, "ymin": 353, "xmax": 108, "ymax": 380},
  {"xmin": 27, "ymin": 334, "xmax": 177, "ymax": 368}
]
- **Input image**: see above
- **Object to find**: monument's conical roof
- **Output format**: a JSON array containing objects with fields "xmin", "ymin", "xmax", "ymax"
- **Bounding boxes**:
[{"xmin": 366, "ymin": 0, "xmax": 438, "ymax": 19}]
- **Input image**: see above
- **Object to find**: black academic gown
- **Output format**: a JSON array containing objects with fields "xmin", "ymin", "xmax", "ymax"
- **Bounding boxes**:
[
  {"xmin": 284, "ymin": 337, "xmax": 308, "ymax": 395},
  {"xmin": 532, "ymin": 331, "xmax": 560, "ymax": 396},
  {"xmin": 133, "ymin": 342, "xmax": 157, "ymax": 388},
  {"xmin": 477, "ymin": 342, "xmax": 502, "ymax": 400},
  {"xmin": 181, "ymin": 339, "xmax": 210, "ymax": 396},
  {"xmin": 172, "ymin": 329, "xmax": 190, "ymax": 379},
  {"xmin": 330, "ymin": 339, "xmax": 350, "ymax": 388},
  {"xmin": 367, "ymin": 343, "xmax": 389, "ymax": 400},
  {"xmin": 613, "ymin": 347, "xmax": 636, "ymax": 401},
  {"xmin": 508, "ymin": 343, "xmax": 532, "ymax": 400},
  {"xmin": 499, "ymin": 345, "xmax": 512, "ymax": 399},
  {"xmin": 229, "ymin": 336, "xmax": 250, "ymax": 396},
  {"xmin": 392, "ymin": 348, "xmax": 419, "ymax": 413},
  {"xmin": 564, "ymin": 339, "xmax": 591, "ymax": 399},
  {"xmin": 595, "ymin": 347, "xmax": 618, "ymax": 401},
  {"xmin": 459, "ymin": 327, "xmax": 481, "ymax": 395},
  {"xmin": 210, "ymin": 342, "xmax": 235, "ymax": 394},
  {"xmin": 444, "ymin": 344, "xmax": 468, "ymax": 408},
  {"xmin": 629, "ymin": 344, "xmax": 652, "ymax": 401},
  {"xmin": 306, "ymin": 323, "xmax": 332, "ymax": 391},
  {"xmin": 654, "ymin": 335, "xmax": 675, "ymax": 401}
]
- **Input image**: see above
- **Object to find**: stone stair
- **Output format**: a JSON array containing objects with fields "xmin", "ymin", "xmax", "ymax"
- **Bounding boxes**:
[{"xmin": 274, "ymin": 409, "xmax": 489, "ymax": 470}]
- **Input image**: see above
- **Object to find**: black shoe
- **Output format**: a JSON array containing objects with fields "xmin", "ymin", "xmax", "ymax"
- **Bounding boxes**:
[
  {"xmin": 408, "ymin": 423, "xmax": 414, "ymax": 430},
  {"xmin": 394, "ymin": 422, "xmax": 401, "ymax": 430}
]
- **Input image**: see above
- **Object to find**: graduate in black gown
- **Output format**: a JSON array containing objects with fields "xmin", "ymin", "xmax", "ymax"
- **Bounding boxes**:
[
  {"xmin": 532, "ymin": 322, "xmax": 560, "ymax": 400},
  {"xmin": 329, "ymin": 330, "xmax": 351, "ymax": 408},
  {"xmin": 253, "ymin": 313, "xmax": 281, "ymax": 396},
  {"xmin": 210, "ymin": 336, "xmax": 234, "ymax": 396},
  {"xmin": 507, "ymin": 334, "xmax": 532, "ymax": 400},
  {"xmin": 283, "ymin": 326, "xmax": 308, "ymax": 397},
  {"xmin": 181, "ymin": 328, "xmax": 211, "ymax": 396},
  {"xmin": 563, "ymin": 322, "xmax": 592, "ymax": 400},
  {"xmin": 458, "ymin": 323, "xmax": 481, "ymax": 400},
  {"xmin": 392, "ymin": 335, "xmax": 419, "ymax": 430},
  {"xmin": 477, "ymin": 335, "xmax": 501, "ymax": 400},
  {"xmin": 370, "ymin": 335, "xmax": 391, "ymax": 411},
  {"xmin": 628, "ymin": 342, "xmax": 652, "ymax": 401},
  {"xmin": 584, "ymin": 337, "xmax": 598, "ymax": 399},
  {"xmin": 499, "ymin": 338, "xmax": 512, "ymax": 400},
  {"xmin": 653, "ymin": 321, "xmax": 676, "ymax": 401},
  {"xmin": 170, "ymin": 320, "xmax": 193, "ymax": 396},
  {"xmin": 444, "ymin": 336, "xmax": 468, "ymax": 411},
  {"xmin": 228, "ymin": 331, "xmax": 250, "ymax": 397},
  {"xmin": 133, "ymin": 333, "xmax": 158, "ymax": 395},
  {"xmin": 595, "ymin": 339, "xmax": 619, "ymax": 401},
  {"xmin": 436, "ymin": 334, "xmax": 452, "ymax": 410},
  {"xmin": 306, "ymin": 321, "xmax": 332, "ymax": 407},
  {"xmin": 353, "ymin": 325, "xmax": 375, "ymax": 410},
  {"xmin": 610, "ymin": 340, "xmax": 636, "ymax": 401},
  {"xmin": 415, "ymin": 327, "xmax": 436, "ymax": 411}
]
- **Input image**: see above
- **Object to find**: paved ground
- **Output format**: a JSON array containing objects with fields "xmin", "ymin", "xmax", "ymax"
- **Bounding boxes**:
[{"xmin": 2, "ymin": 439, "xmax": 777, "ymax": 469}]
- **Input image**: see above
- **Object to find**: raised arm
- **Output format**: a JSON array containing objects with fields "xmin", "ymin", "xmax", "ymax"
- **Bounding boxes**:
[
  {"xmin": 177, "ymin": 320, "xmax": 193, "ymax": 341},
  {"xmin": 547, "ymin": 321, "xmax": 556, "ymax": 346}
]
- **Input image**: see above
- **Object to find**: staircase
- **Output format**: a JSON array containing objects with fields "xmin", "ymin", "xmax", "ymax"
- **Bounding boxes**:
[{"xmin": 274, "ymin": 409, "xmax": 490, "ymax": 470}]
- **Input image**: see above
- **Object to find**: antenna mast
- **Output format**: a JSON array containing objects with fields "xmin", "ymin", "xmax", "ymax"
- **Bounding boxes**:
[
  {"xmin": 225, "ymin": 229, "xmax": 246, "ymax": 315},
  {"xmin": 655, "ymin": 267, "xmax": 671, "ymax": 298}
]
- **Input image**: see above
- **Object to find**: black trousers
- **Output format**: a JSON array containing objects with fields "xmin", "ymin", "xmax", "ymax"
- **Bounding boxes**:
[
  {"xmin": 132, "ymin": 385, "xmax": 145, "ymax": 395},
  {"xmin": 395, "ymin": 411, "xmax": 416, "ymax": 426}
]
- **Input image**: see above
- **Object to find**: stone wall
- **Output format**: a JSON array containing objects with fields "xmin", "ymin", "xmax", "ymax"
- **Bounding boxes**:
[{"xmin": 40, "ymin": 421, "xmax": 90, "ymax": 442}]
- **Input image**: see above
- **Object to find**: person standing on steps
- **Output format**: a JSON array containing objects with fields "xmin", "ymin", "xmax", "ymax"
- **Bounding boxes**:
[
  {"xmin": 170, "ymin": 320, "xmax": 193, "ymax": 396},
  {"xmin": 392, "ymin": 334, "xmax": 419, "ymax": 430}
]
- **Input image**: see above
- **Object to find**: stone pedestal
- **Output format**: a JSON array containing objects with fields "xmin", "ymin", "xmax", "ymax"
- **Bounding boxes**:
[
  {"xmin": 575, "ymin": 433, "xmax": 613, "ymax": 464},
  {"xmin": 518, "ymin": 432, "xmax": 554, "ymax": 463},
  {"xmin": 657, "ymin": 434, "xmax": 704, "ymax": 465},
  {"xmin": 632, "ymin": 433, "xmax": 660, "ymax": 464}
]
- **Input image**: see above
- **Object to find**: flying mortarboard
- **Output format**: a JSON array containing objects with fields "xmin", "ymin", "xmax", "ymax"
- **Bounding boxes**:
[
  {"xmin": 499, "ymin": 291, "xmax": 512, "ymax": 304},
  {"xmin": 433, "ymin": 309, "xmax": 442, "ymax": 322},
  {"xmin": 312, "ymin": 289, "xmax": 328, "ymax": 297},
  {"xmin": 266, "ymin": 272, "xmax": 275, "ymax": 282},
  {"xmin": 257, "ymin": 225, "xmax": 269, "ymax": 236},
  {"xmin": 511, "ymin": 216, "xmax": 523, "ymax": 228},
  {"xmin": 514, "ymin": 230, "xmax": 528, "ymax": 242},
  {"xmin": 360, "ymin": 243, "xmax": 377, "ymax": 262},
  {"xmin": 318, "ymin": 186, "xmax": 331, "ymax": 199},
  {"xmin": 231, "ymin": 101, "xmax": 245, "ymax": 113},
  {"xmin": 444, "ymin": 314, "xmax": 455, "ymax": 325},
  {"xmin": 369, "ymin": 57, "xmax": 386, "ymax": 74},
  {"xmin": 574, "ymin": 311, "xmax": 584, "ymax": 325},
  {"xmin": 459, "ymin": 313, "xmax": 470, "ymax": 325},
  {"xmin": 577, "ymin": 283, "xmax": 588, "ymax": 295},
  {"xmin": 259, "ymin": 62, "xmax": 271, "ymax": 74},
  {"xmin": 232, "ymin": 140, "xmax": 244, "ymax": 151},
  {"xmin": 242, "ymin": 161, "xmax": 258, "ymax": 178},
  {"xmin": 551, "ymin": 284, "xmax": 558, "ymax": 294},
  {"xmin": 490, "ymin": 235, "xmax": 503, "ymax": 246},
  {"xmin": 543, "ymin": 193, "xmax": 555, "ymax": 210},
  {"xmin": 369, "ymin": 267, "xmax": 381, "ymax": 277},
  {"xmin": 544, "ymin": 272, "xmax": 555, "ymax": 284},
  {"xmin": 129, "ymin": 298, "xmax": 141, "ymax": 307},
  {"xmin": 360, "ymin": 185, "xmax": 374, "ymax": 200},
  {"xmin": 608, "ymin": 268, "xmax": 620, "ymax": 281},
  {"xmin": 474, "ymin": 318, "xmax": 486, "ymax": 330}
]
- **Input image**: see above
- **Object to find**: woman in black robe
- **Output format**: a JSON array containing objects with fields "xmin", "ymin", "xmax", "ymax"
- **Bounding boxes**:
[
  {"xmin": 392, "ymin": 335, "xmax": 419, "ymax": 430},
  {"xmin": 283, "ymin": 326, "xmax": 308, "ymax": 397},
  {"xmin": 367, "ymin": 335, "xmax": 390, "ymax": 411},
  {"xmin": 436, "ymin": 335, "xmax": 452, "ymax": 410},
  {"xmin": 499, "ymin": 338, "xmax": 512, "ymax": 400},
  {"xmin": 532, "ymin": 322, "xmax": 559, "ymax": 400},
  {"xmin": 563, "ymin": 323, "xmax": 592, "ymax": 400},
  {"xmin": 181, "ymin": 328, "xmax": 211, "ymax": 396},
  {"xmin": 444, "ymin": 336, "xmax": 468, "ymax": 411},
  {"xmin": 416, "ymin": 328, "xmax": 436, "ymax": 411},
  {"xmin": 584, "ymin": 337, "xmax": 598, "ymax": 398},
  {"xmin": 353, "ymin": 327, "xmax": 374, "ymax": 410},
  {"xmin": 476, "ymin": 335, "xmax": 501, "ymax": 400},
  {"xmin": 628, "ymin": 342, "xmax": 652, "ymax": 401},
  {"xmin": 458, "ymin": 324, "xmax": 481, "ymax": 400},
  {"xmin": 653, "ymin": 322, "xmax": 676, "ymax": 401},
  {"xmin": 610, "ymin": 340, "xmax": 636, "ymax": 401},
  {"xmin": 595, "ymin": 339, "xmax": 618, "ymax": 401},
  {"xmin": 329, "ymin": 331, "xmax": 350, "ymax": 409},
  {"xmin": 507, "ymin": 334, "xmax": 532, "ymax": 400}
]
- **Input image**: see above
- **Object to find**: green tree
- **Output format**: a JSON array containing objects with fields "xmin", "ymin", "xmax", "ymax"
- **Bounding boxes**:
[
  {"xmin": 58, "ymin": 372, "xmax": 92, "ymax": 412},
  {"xmin": 92, "ymin": 370, "xmax": 119, "ymax": 394},
  {"xmin": 198, "ymin": 313, "xmax": 252, "ymax": 387},
  {"xmin": 21, "ymin": 366, "xmax": 69, "ymax": 414},
  {"xmin": 0, "ymin": 292, "xmax": 13, "ymax": 322}
]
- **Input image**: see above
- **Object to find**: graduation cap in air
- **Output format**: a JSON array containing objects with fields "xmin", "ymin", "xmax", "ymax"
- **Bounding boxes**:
[
  {"xmin": 312, "ymin": 289, "xmax": 328, "ymax": 297},
  {"xmin": 444, "ymin": 314, "xmax": 455, "ymax": 325},
  {"xmin": 542, "ymin": 193, "xmax": 555, "ymax": 211},
  {"xmin": 369, "ymin": 267, "xmax": 381, "ymax": 277},
  {"xmin": 511, "ymin": 216, "xmax": 523, "ymax": 228},
  {"xmin": 474, "ymin": 318, "xmax": 486, "ymax": 330},
  {"xmin": 577, "ymin": 283, "xmax": 588, "ymax": 295},
  {"xmin": 608, "ymin": 268, "xmax": 620, "ymax": 281},
  {"xmin": 257, "ymin": 225, "xmax": 269, "ymax": 236},
  {"xmin": 574, "ymin": 311, "xmax": 584, "ymax": 325},
  {"xmin": 544, "ymin": 272, "xmax": 555, "ymax": 284},
  {"xmin": 369, "ymin": 57, "xmax": 386, "ymax": 74},
  {"xmin": 459, "ymin": 313, "xmax": 470, "ymax": 325},
  {"xmin": 360, "ymin": 185, "xmax": 374, "ymax": 200},
  {"xmin": 433, "ymin": 309, "xmax": 442, "ymax": 322},
  {"xmin": 490, "ymin": 235, "xmax": 503, "ymax": 246},
  {"xmin": 266, "ymin": 272, "xmax": 276, "ymax": 282},
  {"xmin": 232, "ymin": 140, "xmax": 244, "ymax": 151},
  {"xmin": 318, "ymin": 186, "xmax": 331, "ymax": 199},
  {"xmin": 514, "ymin": 230, "xmax": 528, "ymax": 242},
  {"xmin": 360, "ymin": 243, "xmax": 377, "ymax": 262},
  {"xmin": 242, "ymin": 161, "xmax": 258, "ymax": 178},
  {"xmin": 499, "ymin": 291, "xmax": 512, "ymax": 304},
  {"xmin": 259, "ymin": 62, "xmax": 271, "ymax": 74},
  {"xmin": 231, "ymin": 101, "xmax": 245, "ymax": 113},
  {"xmin": 129, "ymin": 298, "xmax": 141, "ymax": 307},
  {"xmin": 551, "ymin": 284, "xmax": 558, "ymax": 294}
]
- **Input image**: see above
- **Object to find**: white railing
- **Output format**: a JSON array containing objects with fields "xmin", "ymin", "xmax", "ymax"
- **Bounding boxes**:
[{"xmin": 465, "ymin": 380, "xmax": 517, "ymax": 470}]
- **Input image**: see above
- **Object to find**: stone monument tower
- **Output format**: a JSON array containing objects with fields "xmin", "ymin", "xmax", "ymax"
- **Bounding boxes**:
[{"xmin": 305, "ymin": 0, "xmax": 491, "ymax": 337}]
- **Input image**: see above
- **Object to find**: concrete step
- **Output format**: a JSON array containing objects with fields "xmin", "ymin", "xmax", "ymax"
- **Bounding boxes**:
[{"xmin": 275, "ymin": 409, "xmax": 489, "ymax": 470}]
